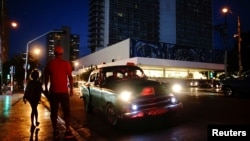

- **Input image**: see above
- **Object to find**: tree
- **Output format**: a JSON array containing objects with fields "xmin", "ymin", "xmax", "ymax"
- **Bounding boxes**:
[{"xmin": 3, "ymin": 53, "xmax": 40, "ymax": 90}]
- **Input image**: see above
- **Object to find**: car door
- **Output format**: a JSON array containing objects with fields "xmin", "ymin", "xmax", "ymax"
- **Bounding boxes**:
[{"xmin": 89, "ymin": 71, "xmax": 103, "ymax": 109}]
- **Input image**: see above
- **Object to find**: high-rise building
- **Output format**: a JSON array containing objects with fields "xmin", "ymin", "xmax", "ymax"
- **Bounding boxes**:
[
  {"xmin": 88, "ymin": 0, "xmax": 213, "ymax": 52},
  {"xmin": 70, "ymin": 34, "xmax": 80, "ymax": 61},
  {"xmin": 0, "ymin": 0, "xmax": 10, "ymax": 63},
  {"xmin": 46, "ymin": 26, "xmax": 80, "ymax": 62},
  {"xmin": 176, "ymin": 0, "xmax": 212, "ymax": 48}
]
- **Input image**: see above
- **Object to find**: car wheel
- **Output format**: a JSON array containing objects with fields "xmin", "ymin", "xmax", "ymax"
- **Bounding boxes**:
[
  {"xmin": 223, "ymin": 86, "xmax": 234, "ymax": 97},
  {"xmin": 105, "ymin": 104, "xmax": 118, "ymax": 126}
]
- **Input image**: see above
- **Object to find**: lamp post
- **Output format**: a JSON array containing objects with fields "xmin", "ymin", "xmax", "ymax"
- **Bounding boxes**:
[
  {"xmin": 24, "ymin": 30, "xmax": 62, "ymax": 90},
  {"xmin": 222, "ymin": 7, "xmax": 229, "ymax": 77},
  {"xmin": 237, "ymin": 15, "xmax": 242, "ymax": 76},
  {"xmin": 222, "ymin": 7, "xmax": 242, "ymax": 76},
  {"xmin": 0, "ymin": 21, "xmax": 18, "ymax": 94}
]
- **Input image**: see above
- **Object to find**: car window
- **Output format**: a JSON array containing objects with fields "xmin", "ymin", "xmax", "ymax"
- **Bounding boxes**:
[
  {"xmin": 89, "ymin": 73, "xmax": 96, "ymax": 82},
  {"xmin": 105, "ymin": 71, "xmax": 123, "ymax": 82},
  {"xmin": 124, "ymin": 68, "xmax": 144, "ymax": 78},
  {"xmin": 101, "ymin": 66, "xmax": 147, "ymax": 82}
]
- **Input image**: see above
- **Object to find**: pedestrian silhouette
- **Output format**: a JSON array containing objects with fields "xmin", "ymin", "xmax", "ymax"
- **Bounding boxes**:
[
  {"xmin": 23, "ymin": 69, "xmax": 44, "ymax": 130},
  {"xmin": 44, "ymin": 46, "xmax": 74, "ymax": 139}
]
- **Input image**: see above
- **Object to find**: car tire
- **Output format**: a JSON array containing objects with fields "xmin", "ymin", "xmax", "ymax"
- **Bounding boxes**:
[
  {"xmin": 223, "ymin": 86, "xmax": 234, "ymax": 97},
  {"xmin": 105, "ymin": 103, "xmax": 119, "ymax": 126}
]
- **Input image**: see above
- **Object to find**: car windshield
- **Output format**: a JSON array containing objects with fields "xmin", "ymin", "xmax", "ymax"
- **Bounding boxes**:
[{"xmin": 104, "ymin": 66, "xmax": 146, "ymax": 81}]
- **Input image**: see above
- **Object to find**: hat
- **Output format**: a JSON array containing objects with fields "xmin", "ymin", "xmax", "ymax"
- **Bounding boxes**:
[{"xmin": 54, "ymin": 46, "xmax": 64, "ymax": 55}]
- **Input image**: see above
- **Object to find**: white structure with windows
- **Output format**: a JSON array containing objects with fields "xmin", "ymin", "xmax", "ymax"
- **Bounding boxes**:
[{"xmin": 75, "ymin": 39, "xmax": 224, "ymax": 80}]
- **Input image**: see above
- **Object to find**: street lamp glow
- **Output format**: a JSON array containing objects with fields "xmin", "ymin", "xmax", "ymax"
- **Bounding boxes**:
[
  {"xmin": 73, "ymin": 61, "xmax": 79, "ymax": 71},
  {"xmin": 11, "ymin": 22, "xmax": 18, "ymax": 28},
  {"xmin": 222, "ymin": 8, "xmax": 229, "ymax": 14},
  {"xmin": 33, "ymin": 48, "xmax": 41, "ymax": 56},
  {"xmin": 74, "ymin": 62, "xmax": 79, "ymax": 67}
]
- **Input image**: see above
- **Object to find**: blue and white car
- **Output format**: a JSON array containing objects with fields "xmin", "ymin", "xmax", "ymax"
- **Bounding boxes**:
[{"xmin": 80, "ymin": 65, "xmax": 183, "ymax": 126}]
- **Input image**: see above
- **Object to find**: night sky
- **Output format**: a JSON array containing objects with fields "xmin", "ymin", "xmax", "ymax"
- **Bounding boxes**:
[
  {"xmin": 213, "ymin": 0, "xmax": 250, "ymax": 50},
  {"xmin": 6, "ymin": 0, "xmax": 250, "ymax": 59},
  {"xmin": 7, "ymin": 0, "xmax": 89, "ymax": 57}
]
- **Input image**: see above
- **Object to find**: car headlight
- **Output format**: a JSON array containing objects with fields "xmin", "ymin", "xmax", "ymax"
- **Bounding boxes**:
[
  {"xmin": 131, "ymin": 104, "xmax": 138, "ymax": 110},
  {"xmin": 120, "ymin": 91, "xmax": 132, "ymax": 102},
  {"xmin": 172, "ymin": 84, "xmax": 182, "ymax": 93},
  {"xmin": 171, "ymin": 97, "xmax": 177, "ymax": 103}
]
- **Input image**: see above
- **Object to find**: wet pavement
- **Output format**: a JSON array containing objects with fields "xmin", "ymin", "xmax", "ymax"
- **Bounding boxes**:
[
  {"xmin": 0, "ymin": 87, "xmax": 220, "ymax": 141},
  {"xmin": 0, "ymin": 91, "xmax": 86, "ymax": 141}
]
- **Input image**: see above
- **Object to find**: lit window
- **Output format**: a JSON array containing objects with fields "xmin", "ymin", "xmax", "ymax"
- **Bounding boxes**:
[{"xmin": 117, "ymin": 12, "xmax": 123, "ymax": 17}]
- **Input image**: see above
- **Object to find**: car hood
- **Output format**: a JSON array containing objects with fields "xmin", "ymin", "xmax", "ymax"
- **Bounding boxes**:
[{"xmin": 103, "ymin": 79, "xmax": 172, "ymax": 96}]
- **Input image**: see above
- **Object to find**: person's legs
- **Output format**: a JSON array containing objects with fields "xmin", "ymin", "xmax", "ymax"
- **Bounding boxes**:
[
  {"xmin": 29, "ymin": 102, "xmax": 35, "ymax": 127},
  {"xmin": 33, "ymin": 102, "xmax": 39, "ymax": 126},
  {"xmin": 59, "ymin": 93, "xmax": 74, "ymax": 138},
  {"xmin": 50, "ymin": 94, "xmax": 59, "ymax": 133},
  {"xmin": 30, "ymin": 102, "xmax": 40, "ymax": 126},
  {"xmin": 60, "ymin": 93, "xmax": 70, "ymax": 131}
]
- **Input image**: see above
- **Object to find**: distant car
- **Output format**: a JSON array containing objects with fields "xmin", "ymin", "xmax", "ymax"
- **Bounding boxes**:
[
  {"xmin": 162, "ymin": 81, "xmax": 183, "ymax": 93},
  {"xmin": 220, "ymin": 71, "xmax": 250, "ymax": 96},
  {"xmin": 80, "ymin": 65, "xmax": 183, "ymax": 126},
  {"xmin": 188, "ymin": 80, "xmax": 199, "ymax": 87}
]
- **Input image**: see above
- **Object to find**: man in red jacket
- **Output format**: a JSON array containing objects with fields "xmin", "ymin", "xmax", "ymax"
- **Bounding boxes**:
[{"xmin": 44, "ymin": 45, "xmax": 73, "ymax": 138}]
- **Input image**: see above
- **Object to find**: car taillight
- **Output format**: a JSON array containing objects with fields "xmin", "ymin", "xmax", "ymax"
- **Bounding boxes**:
[{"xmin": 140, "ymin": 87, "xmax": 155, "ymax": 96}]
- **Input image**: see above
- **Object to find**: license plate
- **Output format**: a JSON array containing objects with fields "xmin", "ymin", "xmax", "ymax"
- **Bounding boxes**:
[{"xmin": 147, "ymin": 108, "xmax": 167, "ymax": 115}]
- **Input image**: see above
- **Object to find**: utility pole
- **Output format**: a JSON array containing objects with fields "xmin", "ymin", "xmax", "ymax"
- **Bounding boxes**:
[{"xmin": 237, "ymin": 15, "xmax": 242, "ymax": 76}]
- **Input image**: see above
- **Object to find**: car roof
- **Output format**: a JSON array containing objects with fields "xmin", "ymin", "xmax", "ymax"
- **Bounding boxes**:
[{"xmin": 98, "ymin": 65, "xmax": 141, "ymax": 70}]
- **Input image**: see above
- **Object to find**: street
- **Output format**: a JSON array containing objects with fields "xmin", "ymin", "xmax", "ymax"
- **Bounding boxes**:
[
  {"xmin": 1, "ymin": 88, "xmax": 250, "ymax": 141},
  {"xmin": 67, "ymin": 87, "xmax": 250, "ymax": 140}
]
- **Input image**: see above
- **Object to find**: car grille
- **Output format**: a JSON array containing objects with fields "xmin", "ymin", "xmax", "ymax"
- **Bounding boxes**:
[{"xmin": 132, "ymin": 95, "xmax": 173, "ymax": 111}]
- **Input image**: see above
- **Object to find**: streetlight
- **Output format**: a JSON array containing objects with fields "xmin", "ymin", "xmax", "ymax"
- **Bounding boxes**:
[
  {"xmin": 23, "ymin": 30, "xmax": 63, "ymax": 90},
  {"xmin": 222, "ymin": 7, "xmax": 229, "ymax": 77},
  {"xmin": 222, "ymin": 7, "xmax": 242, "ymax": 76},
  {"xmin": 10, "ymin": 21, "xmax": 18, "ymax": 28},
  {"xmin": 0, "ymin": 21, "xmax": 18, "ymax": 94},
  {"xmin": 33, "ymin": 47, "xmax": 41, "ymax": 56}
]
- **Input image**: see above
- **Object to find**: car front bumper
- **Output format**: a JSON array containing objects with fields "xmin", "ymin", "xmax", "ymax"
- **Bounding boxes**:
[{"xmin": 120, "ymin": 102, "xmax": 183, "ymax": 119}]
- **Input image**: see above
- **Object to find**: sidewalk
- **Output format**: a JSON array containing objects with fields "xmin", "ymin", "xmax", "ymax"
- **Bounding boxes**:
[{"xmin": 0, "ymin": 91, "xmax": 84, "ymax": 141}]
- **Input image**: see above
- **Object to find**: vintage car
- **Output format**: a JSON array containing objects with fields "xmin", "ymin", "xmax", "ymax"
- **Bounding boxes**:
[
  {"xmin": 80, "ymin": 65, "xmax": 183, "ymax": 126},
  {"xmin": 220, "ymin": 71, "xmax": 250, "ymax": 97}
]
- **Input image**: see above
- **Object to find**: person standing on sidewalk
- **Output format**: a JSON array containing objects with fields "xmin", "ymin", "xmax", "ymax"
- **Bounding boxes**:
[
  {"xmin": 44, "ymin": 45, "xmax": 73, "ymax": 138},
  {"xmin": 23, "ymin": 69, "xmax": 43, "ymax": 130}
]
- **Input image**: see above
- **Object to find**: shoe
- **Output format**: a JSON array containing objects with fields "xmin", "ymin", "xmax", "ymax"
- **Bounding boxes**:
[
  {"xmin": 64, "ymin": 130, "xmax": 74, "ymax": 139},
  {"xmin": 36, "ymin": 122, "xmax": 40, "ymax": 126}
]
